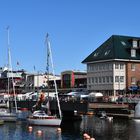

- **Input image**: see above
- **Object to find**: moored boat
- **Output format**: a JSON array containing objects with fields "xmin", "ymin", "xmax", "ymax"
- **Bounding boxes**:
[
  {"xmin": 28, "ymin": 110, "xmax": 61, "ymax": 126},
  {"xmin": 27, "ymin": 34, "xmax": 62, "ymax": 126},
  {"xmin": 0, "ymin": 119, "xmax": 4, "ymax": 125},
  {"xmin": 0, "ymin": 110, "xmax": 17, "ymax": 122},
  {"xmin": 0, "ymin": 27, "xmax": 17, "ymax": 122}
]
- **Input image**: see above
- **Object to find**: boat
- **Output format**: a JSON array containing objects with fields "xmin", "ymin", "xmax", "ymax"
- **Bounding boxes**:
[
  {"xmin": 28, "ymin": 110, "xmax": 61, "ymax": 126},
  {"xmin": 0, "ymin": 108, "xmax": 17, "ymax": 122},
  {"xmin": 99, "ymin": 111, "xmax": 107, "ymax": 119},
  {"xmin": 28, "ymin": 34, "xmax": 62, "ymax": 126},
  {"xmin": 0, "ymin": 119, "xmax": 4, "ymax": 125},
  {"xmin": 99, "ymin": 111, "xmax": 113, "ymax": 120},
  {"xmin": 0, "ymin": 27, "xmax": 17, "ymax": 122}
]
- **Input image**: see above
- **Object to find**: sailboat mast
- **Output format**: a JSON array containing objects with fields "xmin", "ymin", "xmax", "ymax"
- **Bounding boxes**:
[
  {"xmin": 45, "ymin": 34, "xmax": 62, "ymax": 119},
  {"xmin": 7, "ymin": 27, "xmax": 17, "ymax": 113},
  {"xmin": 46, "ymin": 33, "xmax": 49, "ymax": 97},
  {"xmin": 7, "ymin": 27, "xmax": 10, "ymax": 109}
]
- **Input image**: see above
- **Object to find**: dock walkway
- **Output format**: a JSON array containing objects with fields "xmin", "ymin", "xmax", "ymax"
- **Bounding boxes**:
[{"xmin": 89, "ymin": 103, "xmax": 129, "ymax": 109}]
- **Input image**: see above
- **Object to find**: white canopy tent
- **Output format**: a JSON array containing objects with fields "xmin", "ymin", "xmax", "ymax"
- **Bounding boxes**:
[
  {"xmin": 89, "ymin": 92, "xmax": 103, "ymax": 98},
  {"xmin": 66, "ymin": 92, "xmax": 78, "ymax": 96}
]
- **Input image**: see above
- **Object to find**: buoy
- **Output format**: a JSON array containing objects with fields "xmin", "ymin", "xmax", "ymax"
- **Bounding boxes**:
[
  {"xmin": 83, "ymin": 133, "xmax": 90, "ymax": 139},
  {"xmin": 0, "ymin": 120, "xmax": 4, "ymax": 125},
  {"xmin": 83, "ymin": 133, "xmax": 88, "ymax": 137},
  {"xmin": 108, "ymin": 117, "xmax": 113, "ymax": 121},
  {"xmin": 56, "ymin": 128, "xmax": 62, "ymax": 133},
  {"xmin": 90, "ymin": 138, "xmax": 95, "ymax": 140},
  {"xmin": 37, "ymin": 130, "xmax": 43, "ymax": 136},
  {"xmin": 85, "ymin": 135, "xmax": 90, "ymax": 139},
  {"xmin": 83, "ymin": 133, "xmax": 88, "ymax": 138},
  {"xmin": 28, "ymin": 126, "xmax": 33, "ymax": 132}
]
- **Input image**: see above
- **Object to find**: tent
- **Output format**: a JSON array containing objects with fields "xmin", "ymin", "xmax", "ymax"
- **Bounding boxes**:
[
  {"xmin": 66, "ymin": 92, "xmax": 78, "ymax": 96},
  {"xmin": 89, "ymin": 92, "xmax": 103, "ymax": 98}
]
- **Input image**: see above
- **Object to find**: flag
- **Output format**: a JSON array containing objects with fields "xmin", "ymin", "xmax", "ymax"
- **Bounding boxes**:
[
  {"xmin": 17, "ymin": 61, "xmax": 19, "ymax": 65},
  {"xmin": 6, "ymin": 26, "xmax": 10, "ymax": 30},
  {"xmin": 33, "ymin": 65, "xmax": 36, "ymax": 71}
]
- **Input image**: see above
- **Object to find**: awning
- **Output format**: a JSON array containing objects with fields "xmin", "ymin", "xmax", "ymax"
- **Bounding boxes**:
[{"xmin": 129, "ymin": 86, "xmax": 139, "ymax": 91}]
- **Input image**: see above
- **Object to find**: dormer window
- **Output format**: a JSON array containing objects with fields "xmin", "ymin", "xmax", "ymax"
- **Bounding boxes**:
[
  {"xmin": 121, "ymin": 41, "xmax": 126, "ymax": 46},
  {"xmin": 94, "ymin": 52, "xmax": 99, "ymax": 57},
  {"xmin": 131, "ymin": 49, "xmax": 136, "ymax": 57},
  {"xmin": 104, "ymin": 50, "xmax": 110, "ymax": 56},
  {"xmin": 132, "ymin": 40, "xmax": 138, "ymax": 48}
]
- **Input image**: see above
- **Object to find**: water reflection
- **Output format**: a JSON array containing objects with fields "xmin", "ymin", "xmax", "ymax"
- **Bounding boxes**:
[
  {"xmin": 0, "ymin": 116, "xmax": 140, "ymax": 140},
  {"xmin": 80, "ymin": 116, "xmax": 140, "ymax": 140}
]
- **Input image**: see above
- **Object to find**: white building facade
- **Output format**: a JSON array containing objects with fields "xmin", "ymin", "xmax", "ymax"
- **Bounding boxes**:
[
  {"xmin": 26, "ymin": 74, "xmax": 61, "ymax": 90},
  {"xmin": 87, "ymin": 61, "xmax": 126, "ymax": 96}
]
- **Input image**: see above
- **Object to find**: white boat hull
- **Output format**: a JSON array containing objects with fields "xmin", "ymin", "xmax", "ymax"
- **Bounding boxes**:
[
  {"xmin": 28, "ymin": 118, "xmax": 61, "ymax": 126},
  {"xmin": 0, "ymin": 113, "xmax": 17, "ymax": 122}
]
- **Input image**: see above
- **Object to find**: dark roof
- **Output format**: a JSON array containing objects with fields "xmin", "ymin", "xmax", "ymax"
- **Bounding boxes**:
[{"xmin": 82, "ymin": 35, "xmax": 140, "ymax": 63}]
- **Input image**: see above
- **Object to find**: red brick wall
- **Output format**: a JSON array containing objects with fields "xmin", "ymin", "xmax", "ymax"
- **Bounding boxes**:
[{"xmin": 126, "ymin": 62, "xmax": 140, "ymax": 89}]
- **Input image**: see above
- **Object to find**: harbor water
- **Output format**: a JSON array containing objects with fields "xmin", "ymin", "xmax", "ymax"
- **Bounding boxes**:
[{"xmin": 0, "ymin": 115, "xmax": 140, "ymax": 140}]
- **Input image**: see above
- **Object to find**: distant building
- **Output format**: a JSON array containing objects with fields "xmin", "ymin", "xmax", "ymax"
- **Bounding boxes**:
[
  {"xmin": 61, "ymin": 70, "xmax": 87, "ymax": 89},
  {"xmin": 25, "ymin": 73, "xmax": 61, "ymax": 91},
  {"xmin": 82, "ymin": 35, "xmax": 140, "ymax": 96},
  {"xmin": 0, "ymin": 69, "xmax": 24, "ymax": 93}
]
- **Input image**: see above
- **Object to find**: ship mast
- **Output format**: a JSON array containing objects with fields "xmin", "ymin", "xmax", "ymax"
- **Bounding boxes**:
[
  {"xmin": 7, "ymin": 27, "xmax": 17, "ymax": 113},
  {"xmin": 45, "ymin": 34, "xmax": 62, "ymax": 119}
]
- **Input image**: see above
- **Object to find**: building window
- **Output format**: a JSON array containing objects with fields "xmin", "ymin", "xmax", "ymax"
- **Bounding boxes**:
[
  {"xmin": 95, "ymin": 77, "xmax": 98, "ymax": 83},
  {"xmin": 109, "ymin": 63, "xmax": 113, "ymax": 70},
  {"xmin": 94, "ymin": 52, "xmax": 99, "ymax": 57},
  {"xmin": 121, "ymin": 41, "xmax": 126, "ymax": 46},
  {"xmin": 88, "ymin": 85, "xmax": 91, "ymax": 89},
  {"xmin": 92, "ymin": 77, "xmax": 94, "ymax": 83},
  {"xmin": 106, "ymin": 76, "xmax": 109, "ymax": 83},
  {"xmin": 92, "ymin": 66, "xmax": 95, "ymax": 71},
  {"xmin": 110, "ymin": 76, "xmax": 113, "ymax": 83},
  {"xmin": 99, "ymin": 77, "xmax": 102, "ymax": 83},
  {"xmin": 103, "ymin": 64, "xmax": 105, "ymax": 70},
  {"xmin": 104, "ymin": 50, "xmax": 111, "ymax": 56},
  {"xmin": 120, "ymin": 76, "xmax": 124, "ymax": 82},
  {"xmin": 95, "ymin": 65, "xmax": 98, "ymax": 71},
  {"xmin": 115, "ymin": 63, "xmax": 119, "ymax": 69},
  {"xmin": 120, "ymin": 64, "xmax": 124, "ymax": 69},
  {"xmin": 87, "ymin": 65, "xmax": 89, "ymax": 72},
  {"xmin": 102, "ymin": 77, "xmax": 105, "ymax": 83},
  {"xmin": 133, "ymin": 40, "xmax": 138, "ymax": 48},
  {"xmin": 131, "ymin": 77, "xmax": 136, "ymax": 84},
  {"xmin": 106, "ymin": 64, "xmax": 109, "ymax": 70},
  {"xmin": 99, "ymin": 64, "xmax": 102, "ymax": 70},
  {"xmin": 131, "ymin": 63, "xmax": 136, "ymax": 71},
  {"xmin": 131, "ymin": 49, "xmax": 136, "ymax": 57},
  {"xmin": 88, "ymin": 77, "xmax": 91, "ymax": 84},
  {"xmin": 115, "ymin": 76, "xmax": 119, "ymax": 82}
]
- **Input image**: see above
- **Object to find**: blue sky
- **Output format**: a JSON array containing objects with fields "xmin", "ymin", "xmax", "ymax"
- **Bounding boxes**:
[{"xmin": 0, "ymin": 0, "xmax": 140, "ymax": 74}]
